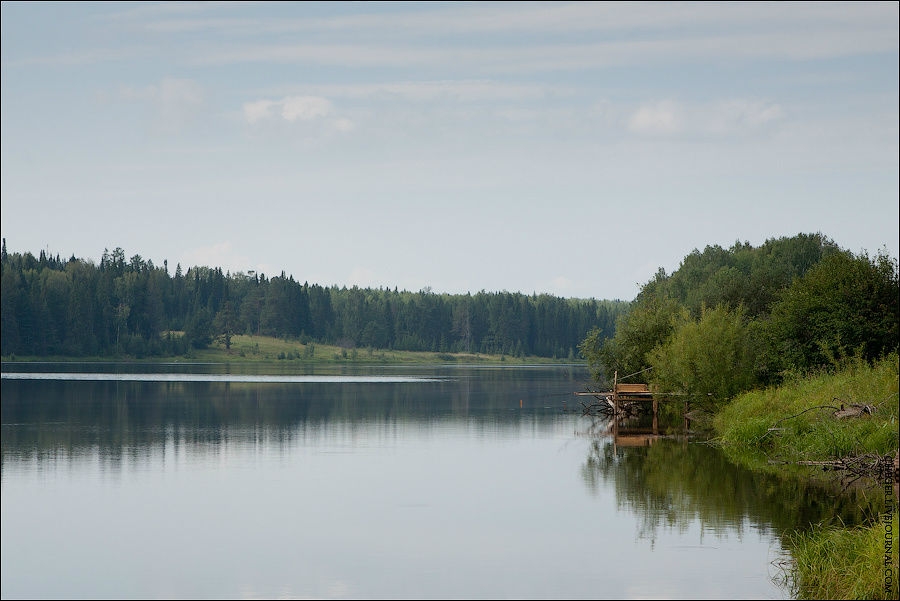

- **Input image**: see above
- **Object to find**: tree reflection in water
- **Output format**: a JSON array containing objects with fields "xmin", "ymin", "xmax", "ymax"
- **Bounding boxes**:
[{"xmin": 581, "ymin": 428, "xmax": 883, "ymax": 547}]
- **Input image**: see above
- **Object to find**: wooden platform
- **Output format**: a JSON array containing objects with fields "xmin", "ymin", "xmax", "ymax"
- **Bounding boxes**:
[{"xmin": 614, "ymin": 382, "xmax": 653, "ymax": 400}]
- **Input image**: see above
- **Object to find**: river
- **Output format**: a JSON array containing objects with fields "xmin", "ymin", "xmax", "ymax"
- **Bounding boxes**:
[{"xmin": 0, "ymin": 362, "xmax": 864, "ymax": 599}]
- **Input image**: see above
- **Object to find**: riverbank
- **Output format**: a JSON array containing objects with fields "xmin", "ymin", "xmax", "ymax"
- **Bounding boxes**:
[
  {"xmin": 1, "ymin": 334, "xmax": 575, "ymax": 366},
  {"xmin": 712, "ymin": 354, "xmax": 899, "ymax": 599}
]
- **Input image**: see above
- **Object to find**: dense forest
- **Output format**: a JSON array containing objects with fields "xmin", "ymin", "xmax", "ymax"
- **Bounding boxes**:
[
  {"xmin": 581, "ymin": 232, "xmax": 899, "ymax": 407},
  {"xmin": 0, "ymin": 241, "xmax": 627, "ymax": 359}
]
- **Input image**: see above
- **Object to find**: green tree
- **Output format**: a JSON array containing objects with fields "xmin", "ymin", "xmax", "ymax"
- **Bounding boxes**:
[
  {"xmin": 648, "ymin": 305, "xmax": 760, "ymax": 408},
  {"xmin": 214, "ymin": 301, "xmax": 238, "ymax": 352},
  {"xmin": 581, "ymin": 296, "xmax": 678, "ymax": 383},
  {"xmin": 185, "ymin": 308, "xmax": 213, "ymax": 349},
  {"xmin": 767, "ymin": 250, "xmax": 899, "ymax": 372}
]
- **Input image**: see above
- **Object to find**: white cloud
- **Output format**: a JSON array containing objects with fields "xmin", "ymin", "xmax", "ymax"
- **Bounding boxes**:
[
  {"xmin": 243, "ymin": 99, "xmax": 276, "ymax": 124},
  {"xmin": 628, "ymin": 101, "xmax": 683, "ymax": 135},
  {"xmin": 333, "ymin": 118, "xmax": 355, "ymax": 132},
  {"xmin": 280, "ymin": 96, "xmax": 333, "ymax": 121},
  {"xmin": 627, "ymin": 99, "xmax": 784, "ymax": 137},
  {"xmin": 242, "ymin": 95, "xmax": 335, "ymax": 124}
]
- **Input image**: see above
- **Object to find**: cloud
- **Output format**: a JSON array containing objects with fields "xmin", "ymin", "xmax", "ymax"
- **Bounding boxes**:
[
  {"xmin": 242, "ymin": 95, "xmax": 332, "ymax": 123},
  {"xmin": 188, "ymin": 27, "xmax": 897, "ymax": 73},
  {"xmin": 241, "ymin": 95, "xmax": 355, "ymax": 133},
  {"xmin": 627, "ymin": 99, "xmax": 784, "ymax": 137},
  {"xmin": 13, "ymin": 3, "xmax": 895, "ymax": 71},
  {"xmin": 628, "ymin": 101, "xmax": 682, "ymax": 135},
  {"xmin": 281, "ymin": 96, "xmax": 332, "ymax": 121},
  {"xmin": 242, "ymin": 99, "xmax": 276, "ymax": 124},
  {"xmin": 333, "ymin": 118, "xmax": 355, "ymax": 132}
]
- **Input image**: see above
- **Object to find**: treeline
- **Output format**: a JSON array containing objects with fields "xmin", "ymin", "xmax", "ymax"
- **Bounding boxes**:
[
  {"xmin": 581, "ymin": 233, "xmax": 899, "ymax": 407},
  {"xmin": 0, "ymin": 242, "xmax": 627, "ymax": 358}
]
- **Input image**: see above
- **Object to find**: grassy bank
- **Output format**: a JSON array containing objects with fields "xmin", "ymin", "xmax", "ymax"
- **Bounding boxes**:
[
  {"xmin": 784, "ymin": 512, "xmax": 898, "ymax": 600},
  {"xmin": 1, "ymin": 334, "xmax": 577, "ymax": 365},
  {"xmin": 713, "ymin": 355, "xmax": 899, "ymax": 599},
  {"xmin": 714, "ymin": 354, "xmax": 899, "ymax": 463}
]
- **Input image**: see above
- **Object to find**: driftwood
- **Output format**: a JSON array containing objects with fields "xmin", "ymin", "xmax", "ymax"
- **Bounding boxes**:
[
  {"xmin": 770, "ymin": 453, "xmax": 898, "ymax": 490},
  {"xmin": 831, "ymin": 403, "xmax": 876, "ymax": 419},
  {"xmin": 581, "ymin": 397, "xmax": 644, "ymax": 419},
  {"xmin": 767, "ymin": 397, "xmax": 881, "ymax": 431},
  {"xmin": 777, "ymin": 453, "xmax": 893, "ymax": 477}
]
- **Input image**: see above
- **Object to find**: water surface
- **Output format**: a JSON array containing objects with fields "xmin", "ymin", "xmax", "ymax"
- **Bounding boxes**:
[{"xmin": 0, "ymin": 363, "xmax": 858, "ymax": 599}]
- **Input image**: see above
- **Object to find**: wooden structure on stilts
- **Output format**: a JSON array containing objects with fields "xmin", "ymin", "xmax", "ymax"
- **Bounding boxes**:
[
  {"xmin": 575, "ymin": 370, "xmax": 659, "ymax": 420},
  {"xmin": 575, "ymin": 369, "xmax": 692, "ymax": 448}
]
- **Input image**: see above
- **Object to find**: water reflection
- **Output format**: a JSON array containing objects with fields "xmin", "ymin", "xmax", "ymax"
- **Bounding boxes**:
[
  {"xmin": 581, "ymin": 424, "xmax": 881, "ymax": 547},
  {"xmin": 1, "ymin": 364, "xmax": 854, "ymax": 598},
  {"xmin": 1, "ymin": 365, "xmax": 582, "ymax": 469}
]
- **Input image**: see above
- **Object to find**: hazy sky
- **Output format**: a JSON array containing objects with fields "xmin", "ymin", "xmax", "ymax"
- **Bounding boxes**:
[{"xmin": 2, "ymin": 2, "xmax": 897, "ymax": 300}]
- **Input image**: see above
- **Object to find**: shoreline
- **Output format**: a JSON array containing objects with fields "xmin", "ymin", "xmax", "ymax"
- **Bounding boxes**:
[
  {"xmin": 711, "ymin": 355, "xmax": 899, "ymax": 599},
  {"xmin": 1, "ymin": 333, "xmax": 580, "ymax": 367}
]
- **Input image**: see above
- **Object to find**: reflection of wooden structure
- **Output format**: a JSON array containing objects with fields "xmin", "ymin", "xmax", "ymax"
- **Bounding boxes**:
[{"xmin": 614, "ymin": 430, "xmax": 659, "ymax": 448}]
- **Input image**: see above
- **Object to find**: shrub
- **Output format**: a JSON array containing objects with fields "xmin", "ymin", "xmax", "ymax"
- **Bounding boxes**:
[{"xmin": 649, "ymin": 305, "xmax": 759, "ymax": 408}]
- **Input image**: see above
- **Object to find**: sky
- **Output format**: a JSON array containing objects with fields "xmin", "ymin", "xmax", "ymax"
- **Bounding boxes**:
[{"xmin": 1, "ymin": 1, "xmax": 897, "ymax": 300}]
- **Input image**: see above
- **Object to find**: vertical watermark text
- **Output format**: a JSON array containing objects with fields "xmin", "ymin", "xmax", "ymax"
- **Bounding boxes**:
[{"xmin": 881, "ymin": 453, "xmax": 897, "ymax": 595}]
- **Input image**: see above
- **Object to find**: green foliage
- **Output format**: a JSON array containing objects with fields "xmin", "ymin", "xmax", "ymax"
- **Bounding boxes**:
[
  {"xmin": 585, "ymin": 233, "xmax": 898, "ymax": 393},
  {"xmin": 581, "ymin": 296, "xmax": 678, "ymax": 382},
  {"xmin": 185, "ymin": 308, "xmax": 213, "ymax": 349},
  {"xmin": 213, "ymin": 301, "xmax": 237, "ymax": 351},
  {"xmin": 648, "ymin": 305, "xmax": 759, "ymax": 407},
  {"xmin": 0, "ymin": 246, "xmax": 628, "ymax": 359},
  {"xmin": 643, "ymin": 233, "xmax": 839, "ymax": 318},
  {"xmin": 767, "ymin": 250, "xmax": 899, "ymax": 373},
  {"xmin": 785, "ymin": 512, "xmax": 898, "ymax": 600},
  {"xmin": 714, "ymin": 354, "xmax": 900, "ymax": 459}
]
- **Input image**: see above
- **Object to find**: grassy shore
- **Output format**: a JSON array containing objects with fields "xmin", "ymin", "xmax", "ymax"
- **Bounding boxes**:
[
  {"xmin": 713, "ymin": 354, "xmax": 899, "ymax": 599},
  {"xmin": 714, "ymin": 355, "xmax": 898, "ymax": 462},
  {"xmin": 785, "ymin": 512, "xmax": 898, "ymax": 600},
  {"xmin": 1, "ymin": 334, "xmax": 577, "ymax": 365}
]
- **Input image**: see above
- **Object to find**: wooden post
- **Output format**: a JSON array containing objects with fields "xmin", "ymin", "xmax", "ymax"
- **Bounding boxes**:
[
  {"xmin": 652, "ymin": 395, "xmax": 658, "ymax": 434},
  {"xmin": 613, "ymin": 370, "xmax": 619, "ymax": 421},
  {"xmin": 683, "ymin": 400, "xmax": 689, "ymax": 431}
]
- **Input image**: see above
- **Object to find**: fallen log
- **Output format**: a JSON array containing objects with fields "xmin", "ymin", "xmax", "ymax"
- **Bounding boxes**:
[
  {"xmin": 776, "ymin": 453, "xmax": 894, "ymax": 478},
  {"xmin": 832, "ymin": 403, "xmax": 876, "ymax": 419}
]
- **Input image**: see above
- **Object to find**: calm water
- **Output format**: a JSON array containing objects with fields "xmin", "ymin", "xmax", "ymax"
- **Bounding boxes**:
[{"xmin": 0, "ymin": 363, "xmax": 866, "ymax": 599}]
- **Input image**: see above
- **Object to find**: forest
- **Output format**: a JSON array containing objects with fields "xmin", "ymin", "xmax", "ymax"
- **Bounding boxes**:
[
  {"xmin": 0, "ymin": 241, "xmax": 627, "ymax": 359},
  {"xmin": 581, "ymin": 232, "xmax": 899, "ymax": 406}
]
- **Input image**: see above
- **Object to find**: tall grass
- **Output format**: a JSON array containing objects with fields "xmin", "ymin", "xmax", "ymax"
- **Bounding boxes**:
[
  {"xmin": 713, "ymin": 354, "xmax": 899, "ymax": 461},
  {"xmin": 715, "ymin": 354, "xmax": 899, "ymax": 599},
  {"xmin": 785, "ymin": 512, "xmax": 899, "ymax": 600}
]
